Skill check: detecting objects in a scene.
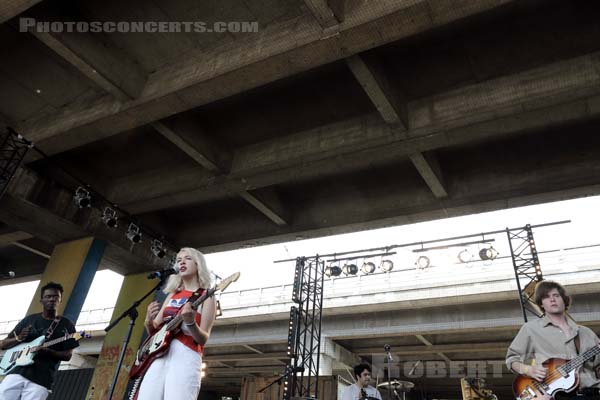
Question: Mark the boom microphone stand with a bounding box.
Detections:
[104,278,165,400]
[384,344,393,400]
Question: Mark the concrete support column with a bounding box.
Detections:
[26,237,106,323]
[85,272,159,400]
[320,336,360,372]
[319,354,333,376]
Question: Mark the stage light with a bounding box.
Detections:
[457,249,472,263]
[73,186,91,208]
[324,264,342,277]
[381,259,394,272]
[287,307,298,358]
[479,246,498,260]
[101,207,118,228]
[416,256,430,269]
[201,362,207,378]
[126,223,142,244]
[342,263,358,276]
[151,239,167,258]
[361,261,376,274]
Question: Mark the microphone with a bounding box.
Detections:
[147,265,179,280]
[384,344,393,362]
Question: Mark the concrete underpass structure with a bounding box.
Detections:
[2,0,600,398]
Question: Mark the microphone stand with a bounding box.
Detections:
[257,373,286,397]
[384,345,401,400]
[385,351,392,400]
[104,278,165,400]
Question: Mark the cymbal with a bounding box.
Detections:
[377,380,414,391]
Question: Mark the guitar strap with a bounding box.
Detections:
[574,334,580,355]
[45,317,61,339]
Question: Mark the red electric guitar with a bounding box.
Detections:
[129,272,240,381]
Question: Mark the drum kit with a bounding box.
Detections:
[376,379,415,400]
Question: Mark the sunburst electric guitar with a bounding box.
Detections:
[0,331,90,375]
[513,344,600,399]
[129,271,240,380]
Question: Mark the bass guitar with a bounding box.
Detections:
[513,344,600,399]
[129,271,240,380]
[0,331,90,375]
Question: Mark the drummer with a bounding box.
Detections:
[342,363,383,400]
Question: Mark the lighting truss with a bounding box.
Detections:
[284,256,324,400]
[506,224,543,321]
[0,128,32,199]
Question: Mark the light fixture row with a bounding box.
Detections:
[73,186,169,258]
[324,246,499,278]
[325,259,394,278]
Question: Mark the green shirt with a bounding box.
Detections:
[506,315,600,389]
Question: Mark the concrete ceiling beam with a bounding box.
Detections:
[0,0,42,23]
[408,152,447,198]
[346,54,407,127]
[30,30,146,101]
[21,6,147,102]
[150,120,289,226]
[11,241,51,259]
[17,0,515,154]
[150,121,228,173]
[415,334,452,363]
[346,53,447,197]
[303,0,344,28]
[110,53,600,213]
[238,189,289,227]
[0,230,34,244]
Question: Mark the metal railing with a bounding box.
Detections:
[2,243,600,338]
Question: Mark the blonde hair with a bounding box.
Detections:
[163,247,213,294]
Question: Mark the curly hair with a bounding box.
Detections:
[163,247,213,294]
[534,280,571,311]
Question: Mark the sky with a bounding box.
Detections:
[2,194,600,326]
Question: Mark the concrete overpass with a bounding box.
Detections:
[2,0,600,398]
[2,0,600,279]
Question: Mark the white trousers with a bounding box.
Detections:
[137,339,202,400]
[0,374,50,400]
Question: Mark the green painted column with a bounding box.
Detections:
[27,237,106,324]
[86,272,158,400]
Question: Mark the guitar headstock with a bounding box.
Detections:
[73,331,92,341]
[215,272,240,292]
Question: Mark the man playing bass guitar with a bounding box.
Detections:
[507,280,600,399]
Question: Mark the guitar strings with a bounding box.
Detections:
[529,345,600,390]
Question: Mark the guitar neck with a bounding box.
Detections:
[165,287,216,331]
[32,333,76,352]
[562,344,600,372]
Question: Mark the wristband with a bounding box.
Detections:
[13,332,22,342]
[184,320,196,326]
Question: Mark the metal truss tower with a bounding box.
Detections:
[506,224,543,322]
[0,128,31,199]
[283,256,324,400]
